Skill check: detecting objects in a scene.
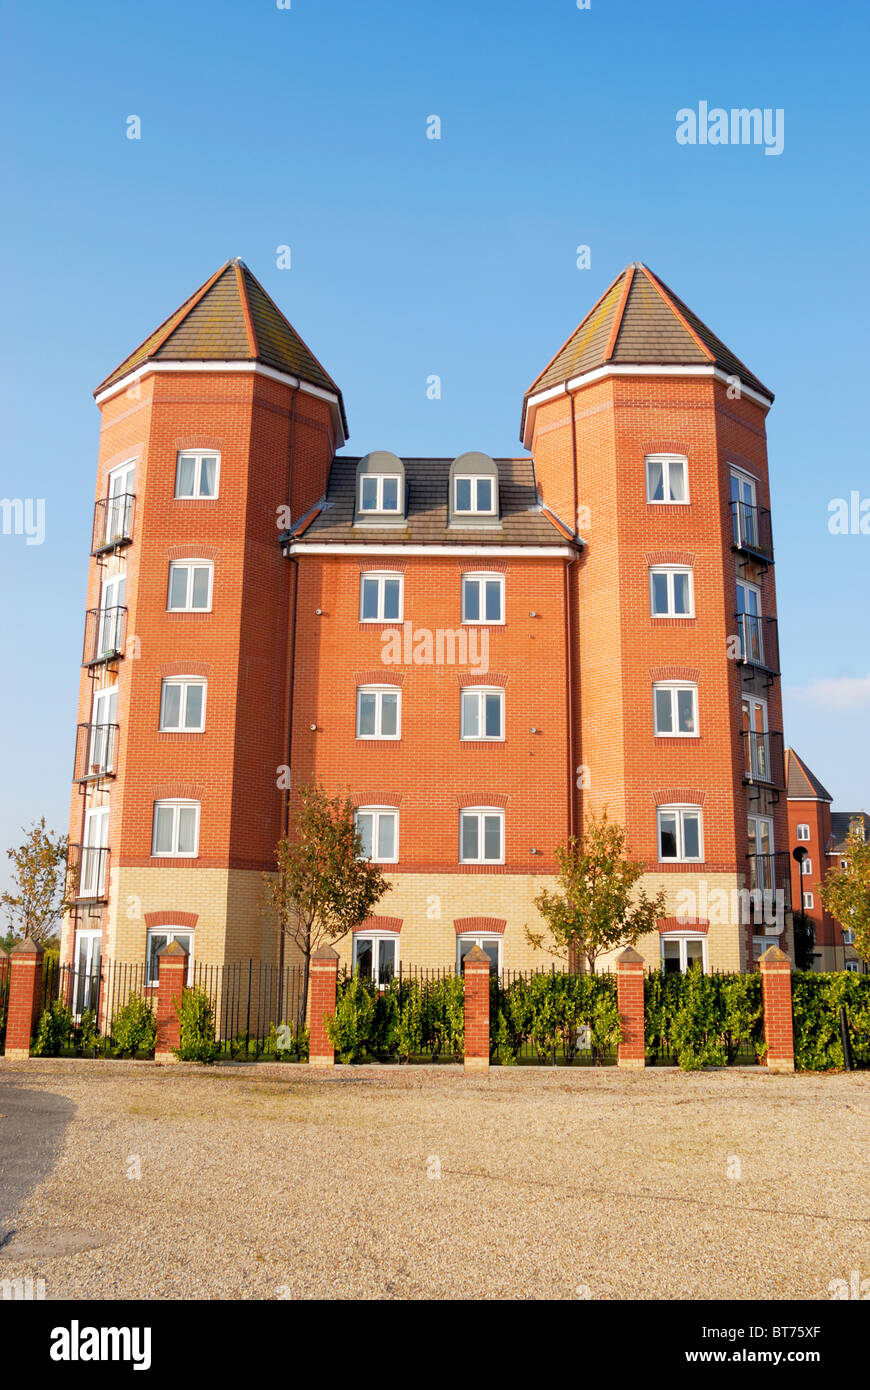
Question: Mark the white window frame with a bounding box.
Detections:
[845,960,859,972]
[796,823,810,841]
[359,571,404,623]
[145,928,194,987]
[456,933,503,973]
[358,474,402,514]
[460,687,505,742]
[657,805,704,863]
[802,891,814,910]
[88,685,118,774]
[352,931,399,987]
[81,806,110,898]
[105,459,136,544]
[652,682,698,737]
[97,573,127,657]
[736,579,763,662]
[843,927,855,945]
[731,467,758,547]
[454,475,497,516]
[175,450,220,500]
[355,686,401,740]
[801,857,813,876]
[461,572,505,625]
[354,807,399,864]
[649,566,694,618]
[160,677,207,732]
[645,454,689,505]
[660,934,707,973]
[151,800,200,858]
[167,560,213,613]
[459,807,505,865]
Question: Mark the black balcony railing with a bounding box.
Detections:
[735,612,780,674]
[83,606,127,666]
[92,493,135,555]
[741,728,785,788]
[73,722,119,781]
[746,850,792,916]
[731,500,774,563]
[66,843,111,903]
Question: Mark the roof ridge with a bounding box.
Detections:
[524,266,628,398]
[235,260,259,358]
[638,263,716,363]
[605,263,636,360]
[238,262,342,397]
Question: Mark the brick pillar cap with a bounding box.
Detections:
[759,946,790,964]
[10,936,44,957]
[0,945,8,959]
[463,944,490,964]
[157,939,189,958]
[311,946,339,961]
[616,947,644,964]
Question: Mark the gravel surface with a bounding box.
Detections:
[0,1059,868,1301]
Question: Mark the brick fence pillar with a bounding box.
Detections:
[463,945,490,1073]
[760,945,794,1073]
[616,947,646,1070]
[154,940,189,1064]
[4,938,45,1060]
[0,946,8,1001]
[309,947,339,1068]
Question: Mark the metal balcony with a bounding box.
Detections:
[731,500,774,564]
[66,843,111,904]
[92,494,135,555]
[741,728,785,788]
[745,851,792,926]
[74,722,119,782]
[83,606,127,667]
[734,612,780,676]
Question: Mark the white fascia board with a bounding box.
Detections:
[283,543,573,558]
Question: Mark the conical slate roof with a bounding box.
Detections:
[785,748,834,802]
[523,262,772,431]
[95,259,347,434]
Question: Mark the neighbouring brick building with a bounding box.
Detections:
[61,258,794,994]
[785,748,869,973]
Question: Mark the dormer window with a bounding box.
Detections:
[448,452,500,526]
[454,475,495,514]
[354,451,405,524]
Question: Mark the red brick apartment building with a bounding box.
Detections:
[61,259,793,989]
[786,748,869,973]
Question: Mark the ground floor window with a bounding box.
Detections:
[845,961,859,973]
[456,934,501,973]
[73,929,102,1017]
[660,935,706,974]
[353,933,397,987]
[145,929,194,987]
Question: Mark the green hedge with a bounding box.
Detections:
[644,970,764,1071]
[791,972,870,1071]
[490,972,620,1064]
[326,971,465,1064]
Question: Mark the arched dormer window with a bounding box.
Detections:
[449,452,499,525]
[354,451,405,523]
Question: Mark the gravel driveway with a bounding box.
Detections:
[0,1059,867,1300]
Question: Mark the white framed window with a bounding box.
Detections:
[454,476,496,515]
[461,688,504,741]
[459,807,505,864]
[653,683,698,737]
[657,806,703,862]
[175,451,219,499]
[356,686,401,740]
[72,929,102,1017]
[167,560,213,612]
[646,454,688,504]
[160,677,207,732]
[152,800,200,858]
[145,929,194,987]
[731,468,758,546]
[742,695,770,782]
[355,807,398,863]
[801,857,813,876]
[649,566,693,617]
[845,960,859,973]
[796,823,810,841]
[736,580,763,662]
[81,806,110,898]
[359,474,401,513]
[843,927,855,945]
[359,572,403,622]
[462,573,504,624]
[802,891,814,910]
[352,932,398,987]
[88,685,118,775]
[97,573,127,657]
[840,859,848,870]
[661,935,706,973]
[456,934,502,974]
[105,460,136,544]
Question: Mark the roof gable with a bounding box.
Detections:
[786,748,834,802]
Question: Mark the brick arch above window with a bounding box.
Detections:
[103,445,143,473]
[353,915,403,934]
[454,916,506,936]
[641,441,689,457]
[653,788,707,806]
[456,792,510,809]
[160,662,211,678]
[457,672,508,688]
[645,550,695,567]
[658,917,709,935]
[352,792,402,808]
[149,785,204,802]
[354,670,405,687]
[144,911,198,931]
[357,560,408,573]
[456,560,508,573]
[166,545,219,561]
[649,666,700,684]
[174,438,223,452]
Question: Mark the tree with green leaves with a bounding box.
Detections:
[528,810,666,973]
[262,783,390,1023]
[820,827,870,965]
[1,819,73,944]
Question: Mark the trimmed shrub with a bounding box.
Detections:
[173,985,219,1063]
[490,972,620,1065]
[32,998,74,1056]
[111,993,157,1058]
[644,970,763,1071]
[792,971,870,1071]
[326,970,376,1063]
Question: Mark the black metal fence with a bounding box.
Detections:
[191,960,307,1058]
[37,957,150,1054]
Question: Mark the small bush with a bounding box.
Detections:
[326,971,376,1063]
[264,1021,310,1062]
[74,1008,99,1057]
[173,985,219,1063]
[644,970,763,1070]
[32,998,74,1056]
[111,993,156,1058]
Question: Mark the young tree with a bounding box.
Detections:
[1,819,73,944]
[263,783,390,1023]
[528,810,666,973]
[820,827,870,965]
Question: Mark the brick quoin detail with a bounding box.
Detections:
[760,946,795,1073]
[4,940,45,1060]
[616,947,645,1070]
[154,941,188,1063]
[463,945,490,1073]
[308,948,339,1068]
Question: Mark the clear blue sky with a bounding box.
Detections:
[1,0,868,888]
